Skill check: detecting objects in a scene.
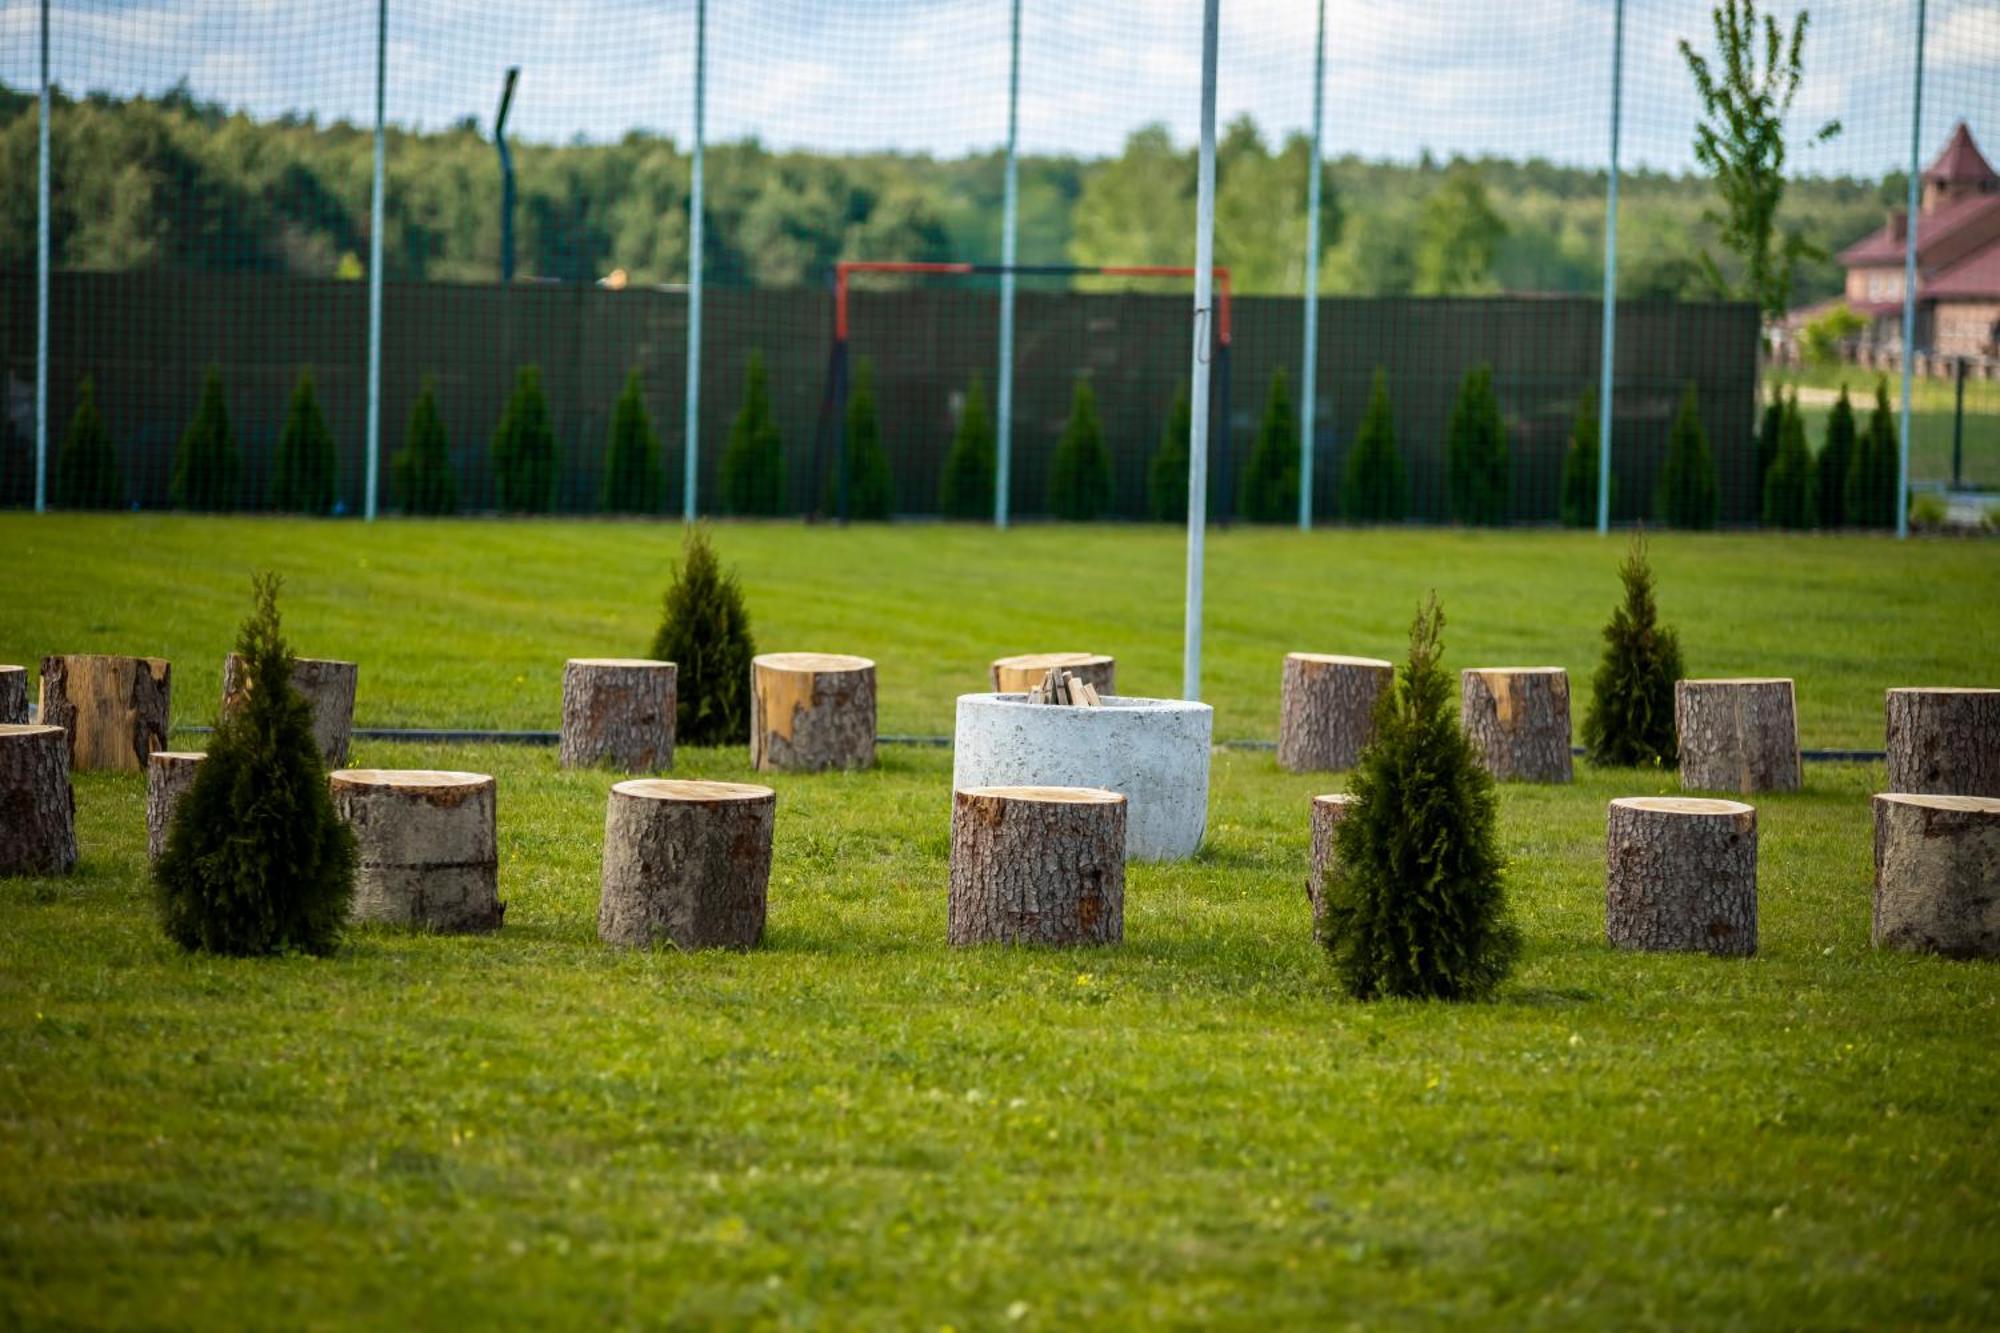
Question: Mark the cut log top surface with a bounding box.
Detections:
[330,768,492,791]
[960,784,1124,804]
[994,652,1111,671]
[1684,676,1792,686]
[1887,686,1998,696]
[1313,792,1358,809]
[613,778,774,803]
[1875,792,2000,814]
[150,750,206,762]
[1467,666,1567,676]
[1611,795,1755,817]
[567,657,673,669]
[1288,653,1393,668]
[0,723,63,740]
[756,652,874,673]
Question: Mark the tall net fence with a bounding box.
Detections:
[1,0,1995,522]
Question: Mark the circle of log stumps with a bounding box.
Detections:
[223,652,358,768]
[597,779,775,950]
[1885,687,2000,797]
[1676,678,1800,794]
[0,665,27,724]
[561,658,677,773]
[1279,654,1393,772]
[330,769,502,933]
[1306,792,1356,937]
[0,724,78,876]
[751,652,876,773]
[1605,796,1757,957]
[38,653,171,772]
[949,785,1126,947]
[1872,793,2000,959]
[991,652,1116,696]
[145,751,206,862]
[1460,667,1573,783]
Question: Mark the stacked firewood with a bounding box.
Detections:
[1024,666,1103,706]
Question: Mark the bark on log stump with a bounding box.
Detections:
[1605,796,1758,956]
[948,785,1126,947]
[0,725,77,876]
[0,666,27,724]
[222,652,358,768]
[561,658,677,773]
[1675,678,1801,794]
[991,652,1116,696]
[1279,654,1393,772]
[330,769,502,933]
[1460,667,1573,783]
[750,652,876,772]
[145,751,205,862]
[38,654,171,772]
[1872,793,2000,958]
[1885,688,2000,797]
[1306,792,1356,937]
[597,779,775,950]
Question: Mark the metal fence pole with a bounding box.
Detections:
[1896,0,1926,541]
[364,0,385,520]
[683,0,706,522]
[1183,0,1219,702]
[1297,0,1324,532]
[34,0,49,514]
[995,0,1021,530]
[1595,0,1623,536]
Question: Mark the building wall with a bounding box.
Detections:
[1936,300,2000,358]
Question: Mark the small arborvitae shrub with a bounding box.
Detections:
[493,365,559,513]
[939,374,996,519]
[720,350,787,516]
[1815,385,1856,529]
[1558,387,1600,528]
[1239,368,1298,523]
[156,572,356,956]
[271,367,339,515]
[1845,377,1897,529]
[602,368,663,514]
[1760,391,1816,529]
[1582,534,1685,768]
[1445,363,1509,525]
[395,376,458,515]
[171,364,242,511]
[650,525,756,745]
[1655,381,1717,530]
[1320,594,1520,1001]
[1148,384,1191,522]
[825,357,894,520]
[1047,376,1113,521]
[1755,388,1784,495]
[55,375,122,509]
[1343,368,1408,521]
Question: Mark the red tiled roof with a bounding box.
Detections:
[1839,193,2000,266]
[1928,122,1997,187]
[1929,245,2000,299]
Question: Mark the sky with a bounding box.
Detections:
[1,0,1995,177]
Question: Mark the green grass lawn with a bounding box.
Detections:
[1765,365,2000,491]
[3,519,1999,1326]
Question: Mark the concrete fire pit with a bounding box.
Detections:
[951,692,1213,861]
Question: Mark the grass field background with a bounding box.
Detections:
[1765,364,1999,492]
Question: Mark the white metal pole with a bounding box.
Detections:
[1595,0,1623,535]
[995,0,1021,529]
[364,0,385,520]
[1896,0,1925,540]
[1184,0,1219,701]
[34,0,49,514]
[1297,0,1323,532]
[683,0,706,522]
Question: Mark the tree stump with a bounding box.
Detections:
[1460,667,1573,783]
[561,658,677,772]
[38,654,171,772]
[598,779,775,950]
[330,769,502,933]
[1605,796,1757,956]
[991,652,1116,696]
[0,725,77,876]
[223,652,358,768]
[145,751,206,862]
[948,785,1126,947]
[1306,792,1356,937]
[1676,678,1800,793]
[0,666,27,724]
[1885,687,2000,797]
[1872,793,2000,958]
[750,652,876,772]
[1279,654,1393,772]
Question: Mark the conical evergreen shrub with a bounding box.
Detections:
[601,368,663,514]
[1581,535,1684,768]
[939,374,996,519]
[1558,387,1600,528]
[1761,391,1816,529]
[395,376,458,515]
[1655,381,1717,530]
[493,365,558,513]
[271,367,339,515]
[171,364,242,511]
[650,525,757,745]
[1320,595,1519,1001]
[1240,368,1298,523]
[1342,368,1408,522]
[1754,388,1784,497]
[1445,364,1509,525]
[720,350,787,516]
[824,357,894,520]
[55,375,122,510]
[1047,377,1112,521]
[155,572,356,956]
[1845,377,1897,528]
[1814,385,1856,528]
[1148,384,1191,522]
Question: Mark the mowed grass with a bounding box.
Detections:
[1766,365,2000,491]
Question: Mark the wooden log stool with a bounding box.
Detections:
[1460,667,1573,783]
[330,769,502,933]
[1885,688,2000,797]
[948,785,1126,947]
[561,658,677,772]
[38,654,171,772]
[145,751,206,861]
[597,779,775,950]
[223,652,359,768]
[0,665,27,724]
[1872,793,2000,958]
[1675,678,1800,793]
[1306,792,1356,937]
[991,652,1116,696]
[1279,654,1393,772]
[0,724,78,876]
[750,652,876,772]
[1605,796,1757,956]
